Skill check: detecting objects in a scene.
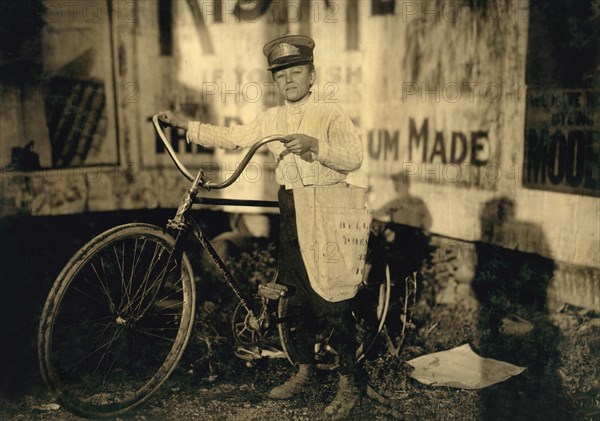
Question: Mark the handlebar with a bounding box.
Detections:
[152,114,285,190]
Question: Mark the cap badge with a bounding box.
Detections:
[270,43,300,61]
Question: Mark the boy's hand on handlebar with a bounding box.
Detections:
[158,110,189,131]
[282,134,318,155]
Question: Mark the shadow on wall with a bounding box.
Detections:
[372,174,433,339]
[472,197,575,420]
[373,173,433,279]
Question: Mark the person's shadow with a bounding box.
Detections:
[371,174,433,351]
[472,197,574,420]
[373,173,432,276]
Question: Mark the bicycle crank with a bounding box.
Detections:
[231,300,269,346]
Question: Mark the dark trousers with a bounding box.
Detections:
[278,187,358,375]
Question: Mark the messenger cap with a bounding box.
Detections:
[263,35,315,72]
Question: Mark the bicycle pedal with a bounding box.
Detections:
[259,347,286,359]
[234,346,262,361]
[258,283,288,300]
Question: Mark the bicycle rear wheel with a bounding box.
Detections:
[38,223,195,418]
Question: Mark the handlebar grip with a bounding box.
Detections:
[152,115,195,182]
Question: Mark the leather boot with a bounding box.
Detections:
[268,363,315,399]
[324,373,365,420]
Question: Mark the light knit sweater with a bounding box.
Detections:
[186,93,362,188]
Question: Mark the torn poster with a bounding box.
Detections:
[407,343,526,389]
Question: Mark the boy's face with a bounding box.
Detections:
[272,64,315,102]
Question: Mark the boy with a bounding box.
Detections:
[159,35,364,419]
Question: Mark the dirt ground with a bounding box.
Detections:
[2,297,599,421]
[1,216,598,421]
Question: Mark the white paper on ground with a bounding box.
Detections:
[407,343,526,389]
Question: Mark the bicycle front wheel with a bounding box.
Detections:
[38,223,195,418]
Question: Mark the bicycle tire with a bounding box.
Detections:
[38,223,195,418]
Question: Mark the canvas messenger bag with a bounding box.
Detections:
[293,183,373,302]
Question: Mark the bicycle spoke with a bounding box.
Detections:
[99,335,128,388]
[123,238,145,310]
[132,330,173,368]
[152,286,185,312]
[82,328,126,391]
[113,243,125,288]
[114,242,127,309]
[61,326,120,378]
[149,315,183,320]
[154,302,184,311]
[134,328,177,343]
[72,284,109,308]
[55,314,113,331]
[126,242,166,314]
[132,258,177,316]
[157,280,185,301]
[91,259,117,312]
[137,327,180,333]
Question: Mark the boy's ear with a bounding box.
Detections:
[309,69,316,85]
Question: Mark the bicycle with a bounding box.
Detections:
[37,115,416,418]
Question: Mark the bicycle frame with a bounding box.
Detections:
[151,115,284,322]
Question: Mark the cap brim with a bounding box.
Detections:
[268,58,312,72]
